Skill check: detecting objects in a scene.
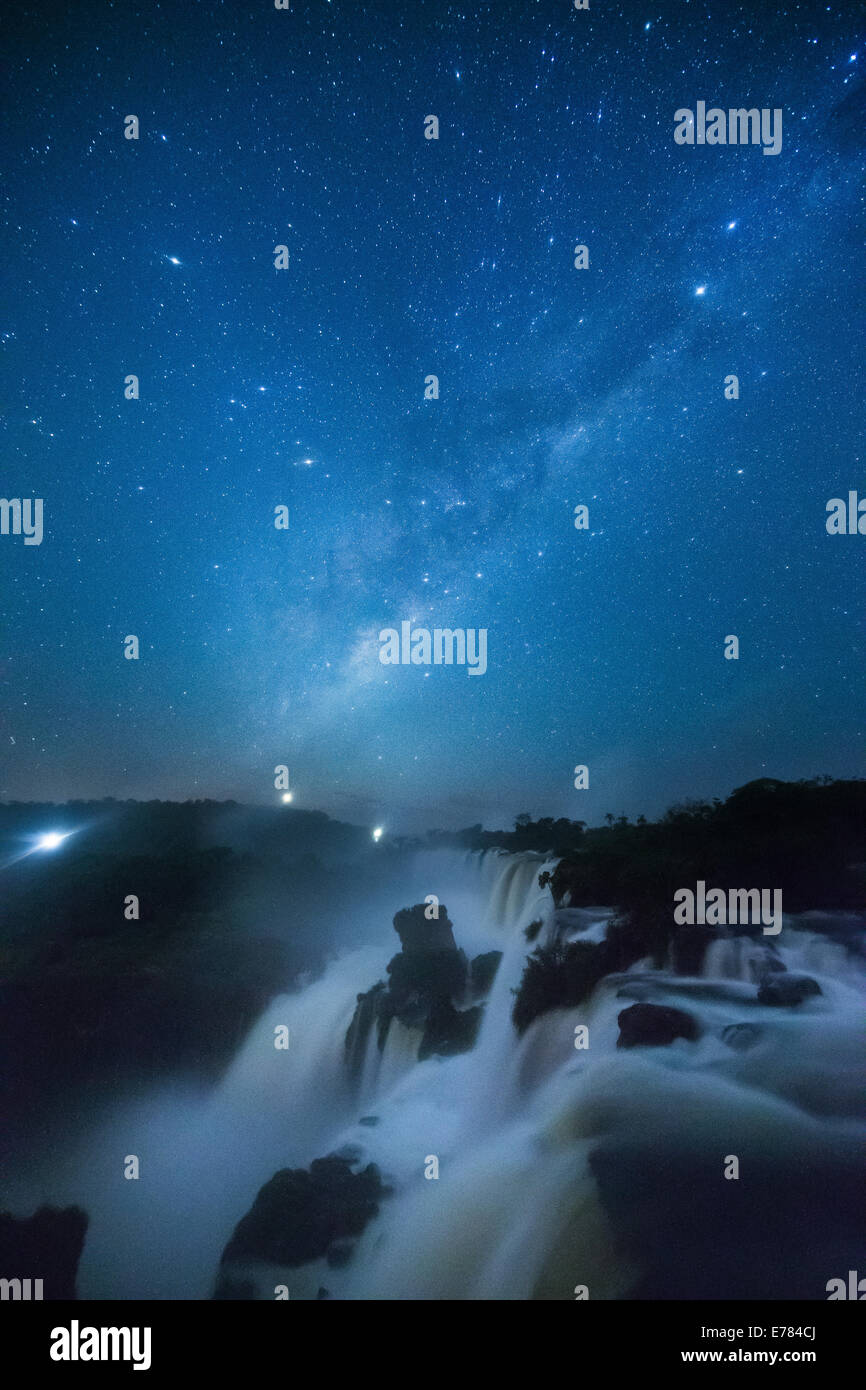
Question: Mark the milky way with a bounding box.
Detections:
[2,1,863,830]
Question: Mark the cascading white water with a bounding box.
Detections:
[235,849,864,1301]
[16,847,865,1300]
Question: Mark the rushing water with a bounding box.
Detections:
[6,848,865,1299]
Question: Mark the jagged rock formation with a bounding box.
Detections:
[345,904,496,1074]
[213,1155,386,1298]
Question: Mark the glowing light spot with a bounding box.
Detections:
[372,827,383,842]
[37,832,68,851]
[281,792,293,804]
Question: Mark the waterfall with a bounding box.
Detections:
[24,847,865,1300]
[278,856,865,1300]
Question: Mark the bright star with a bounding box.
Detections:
[167,256,181,266]
[727,221,737,230]
[695,285,707,296]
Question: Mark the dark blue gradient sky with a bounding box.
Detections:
[2,1,863,831]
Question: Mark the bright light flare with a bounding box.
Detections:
[372,827,383,842]
[281,792,294,804]
[36,832,69,851]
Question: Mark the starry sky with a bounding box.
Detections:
[1,0,863,833]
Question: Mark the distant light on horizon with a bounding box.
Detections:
[372,826,383,841]
[36,832,69,851]
[281,792,294,804]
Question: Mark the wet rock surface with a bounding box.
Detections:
[616,1002,700,1048]
[757,974,822,1006]
[345,903,484,1070]
[214,1154,386,1296]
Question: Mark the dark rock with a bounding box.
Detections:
[0,1204,88,1300]
[670,925,716,975]
[524,919,543,942]
[606,907,673,971]
[386,946,468,1025]
[418,998,483,1060]
[542,861,584,909]
[219,1155,385,1271]
[469,950,503,998]
[331,1143,364,1165]
[757,975,822,1006]
[345,902,478,1065]
[513,940,610,1034]
[616,1002,700,1049]
[393,903,457,954]
[722,1023,763,1051]
[344,981,388,1080]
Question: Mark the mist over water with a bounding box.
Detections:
[4,848,864,1300]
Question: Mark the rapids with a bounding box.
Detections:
[5,848,864,1299]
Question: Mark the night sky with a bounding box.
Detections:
[2,1,863,832]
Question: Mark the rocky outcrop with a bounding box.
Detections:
[344,981,389,1079]
[513,902,723,1034]
[469,950,502,998]
[213,1154,385,1297]
[539,862,582,909]
[616,1002,700,1048]
[757,974,822,1006]
[385,939,468,1027]
[669,925,716,975]
[418,998,483,1060]
[0,1204,88,1300]
[513,940,609,1034]
[345,903,484,1070]
[393,904,457,954]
